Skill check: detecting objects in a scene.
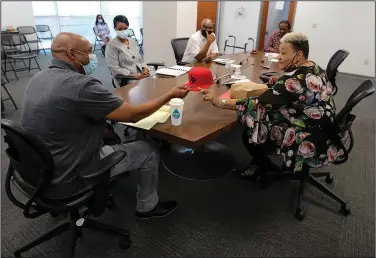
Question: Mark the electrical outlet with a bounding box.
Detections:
[364,60,369,65]
[312,23,318,28]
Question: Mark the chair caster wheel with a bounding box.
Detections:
[294,209,305,221]
[106,195,116,209]
[119,237,131,250]
[14,252,21,257]
[325,175,334,184]
[340,204,350,216]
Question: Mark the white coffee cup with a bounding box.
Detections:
[169,98,184,126]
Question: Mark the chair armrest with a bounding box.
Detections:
[80,150,126,180]
[146,62,165,70]
[114,74,137,80]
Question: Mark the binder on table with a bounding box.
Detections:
[156,65,192,77]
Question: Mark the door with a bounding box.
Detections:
[196,1,217,32]
[258,1,296,51]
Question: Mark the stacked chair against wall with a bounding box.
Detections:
[1,33,41,80]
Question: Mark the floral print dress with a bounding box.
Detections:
[236,63,341,172]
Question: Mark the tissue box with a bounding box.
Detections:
[230,82,268,99]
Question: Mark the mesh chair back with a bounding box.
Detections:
[326,50,349,82]
[17,26,37,35]
[336,80,375,128]
[171,37,189,64]
[36,25,51,33]
[2,119,55,218]
[333,80,375,164]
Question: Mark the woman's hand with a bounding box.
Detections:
[143,67,150,77]
[134,74,146,80]
[199,88,220,106]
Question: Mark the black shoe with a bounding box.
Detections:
[136,201,178,219]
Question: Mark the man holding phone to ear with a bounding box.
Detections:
[182,18,219,63]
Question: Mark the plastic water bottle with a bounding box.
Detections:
[234,67,242,79]
[225,59,231,70]
[150,67,156,78]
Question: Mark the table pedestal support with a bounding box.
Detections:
[162,142,236,181]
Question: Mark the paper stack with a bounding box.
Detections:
[119,105,171,130]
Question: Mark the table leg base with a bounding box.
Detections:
[162,142,236,181]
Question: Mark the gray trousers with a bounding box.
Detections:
[100,141,159,212]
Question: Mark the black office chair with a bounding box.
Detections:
[1,119,131,257]
[171,37,190,65]
[246,80,375,221]
[326,50,350,95]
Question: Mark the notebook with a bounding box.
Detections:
[119,105,171,130]
[156,65,192,77]
[213,58,235,65]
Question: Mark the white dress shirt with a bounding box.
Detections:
[182,30,219,63]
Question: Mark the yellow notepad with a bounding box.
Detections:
[119,105,170,130]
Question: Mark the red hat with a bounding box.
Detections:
[184,67,214,91]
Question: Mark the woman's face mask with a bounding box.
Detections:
[116,29,131,39]
[98,19,103,24]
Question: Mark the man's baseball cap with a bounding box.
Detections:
[184,67,214,91]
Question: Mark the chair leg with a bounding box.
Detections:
[14,220,71,257]
[308,175,349,212]
[7,59,18,80]
[83,218,129,237]
[2,84,18,109]
[93,40,97,53]
[34,57,41,71]
[311,172,331,178]
[1,66,9,82]
[28,58,31,72]
[69,223,79,257]
[294,179,307,221]
[83,218,131,250]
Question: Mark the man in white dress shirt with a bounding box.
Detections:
[182,18,219,63]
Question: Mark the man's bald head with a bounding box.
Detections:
[51,32,92,74]
[51,32,91,58]
[201,18,213,28]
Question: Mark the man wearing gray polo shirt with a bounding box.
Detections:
[20,32,188,219]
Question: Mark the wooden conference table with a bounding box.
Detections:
[116,52,280,180]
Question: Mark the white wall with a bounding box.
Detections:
[1,1,38,49]
[143,1,178,65]
[218,1,261,54]
[293,1,375,77]
[143,1,198,66]
[1,1,35,30]
[176,1,198,38]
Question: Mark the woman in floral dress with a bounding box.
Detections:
[199,32,341,176]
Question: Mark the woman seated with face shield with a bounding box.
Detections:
[200,32,341,177]
[105,15,149,85]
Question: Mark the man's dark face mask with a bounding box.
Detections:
[201,29,213,38]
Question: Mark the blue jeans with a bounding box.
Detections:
[100,141,159,212]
